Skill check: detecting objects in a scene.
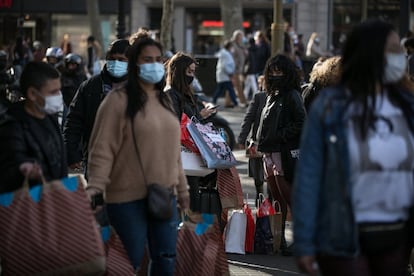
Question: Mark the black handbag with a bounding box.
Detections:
[131,119,174,220]
[198,186,221,215]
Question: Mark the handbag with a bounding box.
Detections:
[245,139,263,158]
[281,146,300,183]
[254,194,276,255]
[181,146,214,177]
[187,117,237,169]
[131,118,174,220]
[198,185,222,215]
[0,175,106,275]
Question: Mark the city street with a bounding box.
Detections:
[217,102,304,276]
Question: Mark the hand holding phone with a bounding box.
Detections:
[208,104,220,110]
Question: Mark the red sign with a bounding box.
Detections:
[0,0,12,8]
[202,20,251,28]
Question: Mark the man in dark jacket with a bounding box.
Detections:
[63,39,129,174]
[0,62,67,193]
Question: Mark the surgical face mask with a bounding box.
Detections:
[138,62,165,84]
[106,60,128,78]
[268,75,285,91]
[185,75,194,85]
[36,91,63,115]
[383,53,407,84]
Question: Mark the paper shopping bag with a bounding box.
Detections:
[224,210,247,254]
[0,176,106,275]
[187,117,237,169]
[175,213,229,276]
[181,146,214,177]
[269,201,283,254]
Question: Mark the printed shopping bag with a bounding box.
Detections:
[254,194,276,255]
[181,113,200,153]
[216,167,244,209]
[187,117,237,169]
[224,210,247,254]
[175,213,229,276]
[181,146,214,177]
[0,176,106,275]
[243,203,255,253]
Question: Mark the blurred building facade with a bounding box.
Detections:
[0,0,410,56]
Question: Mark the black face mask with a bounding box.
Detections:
[185,75,194,85]
[268,75,285,91]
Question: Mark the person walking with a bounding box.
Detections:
[212,40,239,107]
[230,30,248,107]
[0,61,67,193]
[293,19,414,276]
[61,53,87,107]
[63,39,129,174]
[256,54,306,256]
[237,90,267,204]
[86,31,189,274]
[243,37,259,102]
[165,51,216,211]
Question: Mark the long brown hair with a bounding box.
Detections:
[165,51,197,105]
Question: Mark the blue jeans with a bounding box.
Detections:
[212,81,238,106]
[107,198,178,275]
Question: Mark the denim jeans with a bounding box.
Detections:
[107,197,178,275]
[212,81,238,106]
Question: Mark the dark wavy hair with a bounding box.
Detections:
[340,19,396,139]
[166,51,197,105]
[263,54,301,95]
[125,31,171,119]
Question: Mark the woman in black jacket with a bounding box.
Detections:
[257,54,306,255]
[165,52,216,212]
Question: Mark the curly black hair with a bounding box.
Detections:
[263,54,301,95]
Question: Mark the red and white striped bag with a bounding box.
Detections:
[0,176,106,275]
[175,213,229,276]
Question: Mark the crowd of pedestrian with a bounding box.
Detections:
[1,18,414,276]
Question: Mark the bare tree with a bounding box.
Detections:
[160,0,174,52]
[219,0,243,40]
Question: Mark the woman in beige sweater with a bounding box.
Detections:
[86,31,189,275]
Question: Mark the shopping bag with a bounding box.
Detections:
[254,194,275,255]
[175,213,229,276]
[216,167,244,209]
[181,146,214,176]
[243,203,255,253]
[224,210,247,254]
[187,117,237,169]
[269,201,283,254]
[95,207,135,275]
[181,113,200,153]
[199,186,222,215]
[0,176,106,275]
[254,216,274,255]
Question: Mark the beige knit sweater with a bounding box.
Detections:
[87,87,189,203]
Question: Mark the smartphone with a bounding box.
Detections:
[208,104,220,110]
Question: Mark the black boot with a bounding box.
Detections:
[254,179,264,207]
[280,223,293,256]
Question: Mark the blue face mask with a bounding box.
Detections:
[106,60,128,78]
[138,62,165,84]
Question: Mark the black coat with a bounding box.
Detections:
[238,92,266,145]
[257,90,306,153]
[0,102,68,192]
[167,87,204,122]
[63,67,125,165]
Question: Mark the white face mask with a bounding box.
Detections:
[383,53,407,84]
[36,91,63,115]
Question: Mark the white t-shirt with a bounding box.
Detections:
[347,92,414,223]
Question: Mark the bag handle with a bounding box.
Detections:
[256,193,265,208]
[130,117,148,187]
[273,200,282,213]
